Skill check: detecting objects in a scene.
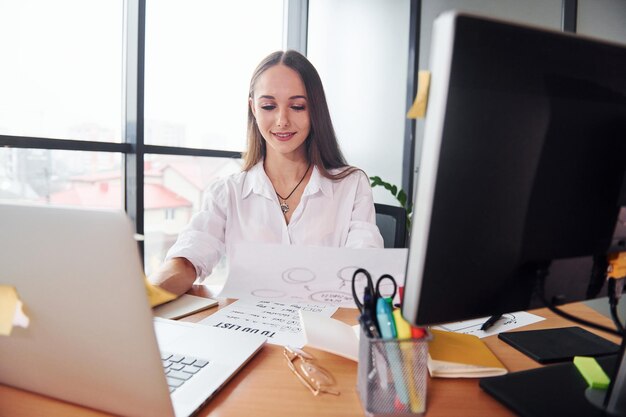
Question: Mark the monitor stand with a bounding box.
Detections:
[479,340,626,417]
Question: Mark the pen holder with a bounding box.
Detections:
[356,328,430,417]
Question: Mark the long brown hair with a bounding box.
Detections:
[243,50,357,179]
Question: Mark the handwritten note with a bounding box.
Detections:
[198,298,338,347]
[432,311,545,339]
[219,243,408,308]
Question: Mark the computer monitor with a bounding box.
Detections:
[402,11,626,416]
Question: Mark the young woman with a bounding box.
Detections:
[150,50,383,295]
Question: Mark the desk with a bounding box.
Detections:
[0,288,621,417]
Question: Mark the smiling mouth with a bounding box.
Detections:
[272,131,296,141]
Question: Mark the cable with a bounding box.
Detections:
[607,252,626,334]
[608,277,625,334]
[536,266,624,337]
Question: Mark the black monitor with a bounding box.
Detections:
[402,11,626,416]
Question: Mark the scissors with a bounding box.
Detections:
[351,268,398,337]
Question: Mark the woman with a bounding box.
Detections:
[150,50,383,296]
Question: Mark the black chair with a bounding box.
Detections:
[374,203,407,248]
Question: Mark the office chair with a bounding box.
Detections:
[374,203,407,248]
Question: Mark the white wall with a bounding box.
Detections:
[306,0,626,207]
[414,0,563,199]
[307,0,411,207]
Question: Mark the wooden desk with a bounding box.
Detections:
[0,288,621,417]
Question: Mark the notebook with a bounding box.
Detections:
[0,204,266,417]
[427,329,508,378]
[497,326,619,364]
[154,294,219,320]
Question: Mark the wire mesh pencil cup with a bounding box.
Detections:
[357,328,430,417]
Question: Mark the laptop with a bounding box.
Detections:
[0,204,266,417]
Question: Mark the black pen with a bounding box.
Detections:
[480,314,502,331]
[359,314,381,339]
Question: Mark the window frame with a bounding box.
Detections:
[0,0,430,265]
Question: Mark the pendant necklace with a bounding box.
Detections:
[275,163,311,215]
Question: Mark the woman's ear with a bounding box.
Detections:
[249,97,256,119]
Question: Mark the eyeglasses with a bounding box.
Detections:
[283,346,340,396]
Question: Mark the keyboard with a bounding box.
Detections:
[161,352,209,393]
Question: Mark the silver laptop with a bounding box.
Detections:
[0,204,266,417]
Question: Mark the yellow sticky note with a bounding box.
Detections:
[406,70,431,119]
[144,277,177,308]
[0,285,29,336]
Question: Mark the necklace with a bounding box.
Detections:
[275,163,311,215]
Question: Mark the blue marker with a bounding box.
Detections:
[376,298,409,405]
[376,298,397,339]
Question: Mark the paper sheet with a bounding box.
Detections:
[432,311,545,339]
[0,285,30,336]
[299,310,360,361]
[198,298,338,347]
[219,244,408,308]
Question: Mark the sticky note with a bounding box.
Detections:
[406,70,431,119]
[0,285,30,336]
[573,356,611,389]
[144,278,177,308]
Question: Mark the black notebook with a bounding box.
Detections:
[479,354,619,417]
[498,326,619,364]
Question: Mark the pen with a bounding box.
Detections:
[392,309,424,413]
[362,289,379,331]
[359,313,381,339]
[480,314,502,331]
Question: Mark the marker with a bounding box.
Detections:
[393,309,425,413]
[390,299,426,339]
[376,299,408,405]
[411,326,426,339]
[392,308,411,339]
[376,298,397,339]
[480,314,502,331]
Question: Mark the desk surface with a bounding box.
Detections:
[0,287,621,417]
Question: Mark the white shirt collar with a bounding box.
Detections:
[242,162,273,200]
[242,161,334,200]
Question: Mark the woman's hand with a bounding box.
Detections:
[148,257,197,297]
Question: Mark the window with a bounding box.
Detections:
[143,154,242,275]
[0,1,416,276]
[0,0,285,274]
[145,0,283,151]
[0,148,123,208]
[142,0,283,273]
[0,0,124,141]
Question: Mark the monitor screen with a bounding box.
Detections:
[401,11,626,416]
[402,11,626,327]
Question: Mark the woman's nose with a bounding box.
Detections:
[276,109,290,128]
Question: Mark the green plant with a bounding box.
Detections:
[369,176,412,228]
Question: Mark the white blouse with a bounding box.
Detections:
[165,161,384,279]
